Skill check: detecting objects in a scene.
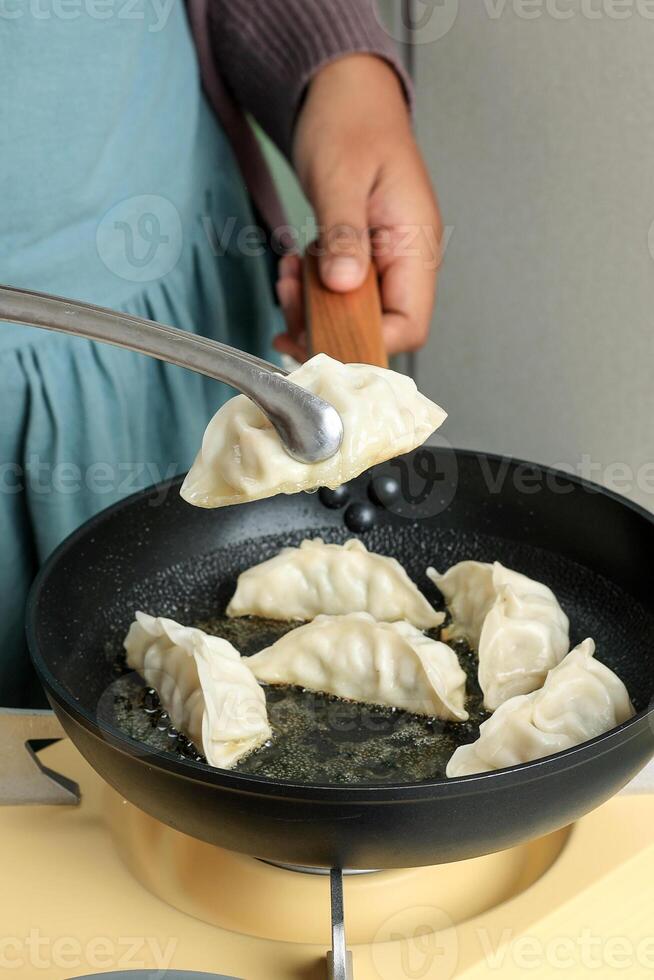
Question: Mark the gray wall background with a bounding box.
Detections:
[264,0,654,511]
[414,1,654,512]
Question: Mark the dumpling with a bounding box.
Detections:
[247,613,468,721]
[446,639,634,777]
[180,353,447,508]
[427,561,569,710]
[124,612,271,769]
[227,537,445,629]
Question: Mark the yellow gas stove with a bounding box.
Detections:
[1,740,654,980]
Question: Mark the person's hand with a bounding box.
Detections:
[274,54,442,363]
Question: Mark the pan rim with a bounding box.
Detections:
[26,447,654,800]
[41,682,653,802]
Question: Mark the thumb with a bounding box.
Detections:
[313,197,370,292]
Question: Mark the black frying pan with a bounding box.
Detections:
[26,448,654,870]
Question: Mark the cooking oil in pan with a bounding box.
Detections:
[110,616,489,785]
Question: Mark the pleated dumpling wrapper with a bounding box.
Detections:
[247,613,468,721]
[180,353,447,508]
[428,561,569,711]
[124,612,271,769]
[446,639,634,777]
[227,538,445,629]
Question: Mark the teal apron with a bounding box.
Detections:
[0,1,280,704]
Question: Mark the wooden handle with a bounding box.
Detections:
[304,250,387,367]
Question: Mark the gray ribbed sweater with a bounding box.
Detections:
[187,0,410,232]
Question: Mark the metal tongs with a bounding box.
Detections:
[0,279,381,980]
[0,284,344,465]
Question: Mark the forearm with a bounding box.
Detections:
[207,0,412,157]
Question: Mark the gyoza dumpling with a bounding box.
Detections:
[227,538,445,629]
[247,613,468,721]
[180,353,447,508]
[446,639,634,777]
[124,612,271,769]
[427,561,569,710]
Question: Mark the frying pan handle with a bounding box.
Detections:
[304,247,388,367]
[0,708,80,806]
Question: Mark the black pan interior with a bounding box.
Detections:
[40,453,654,787]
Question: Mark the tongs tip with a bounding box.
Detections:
[272,388,344,465]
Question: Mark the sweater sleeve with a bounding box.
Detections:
[207,0,412,159]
